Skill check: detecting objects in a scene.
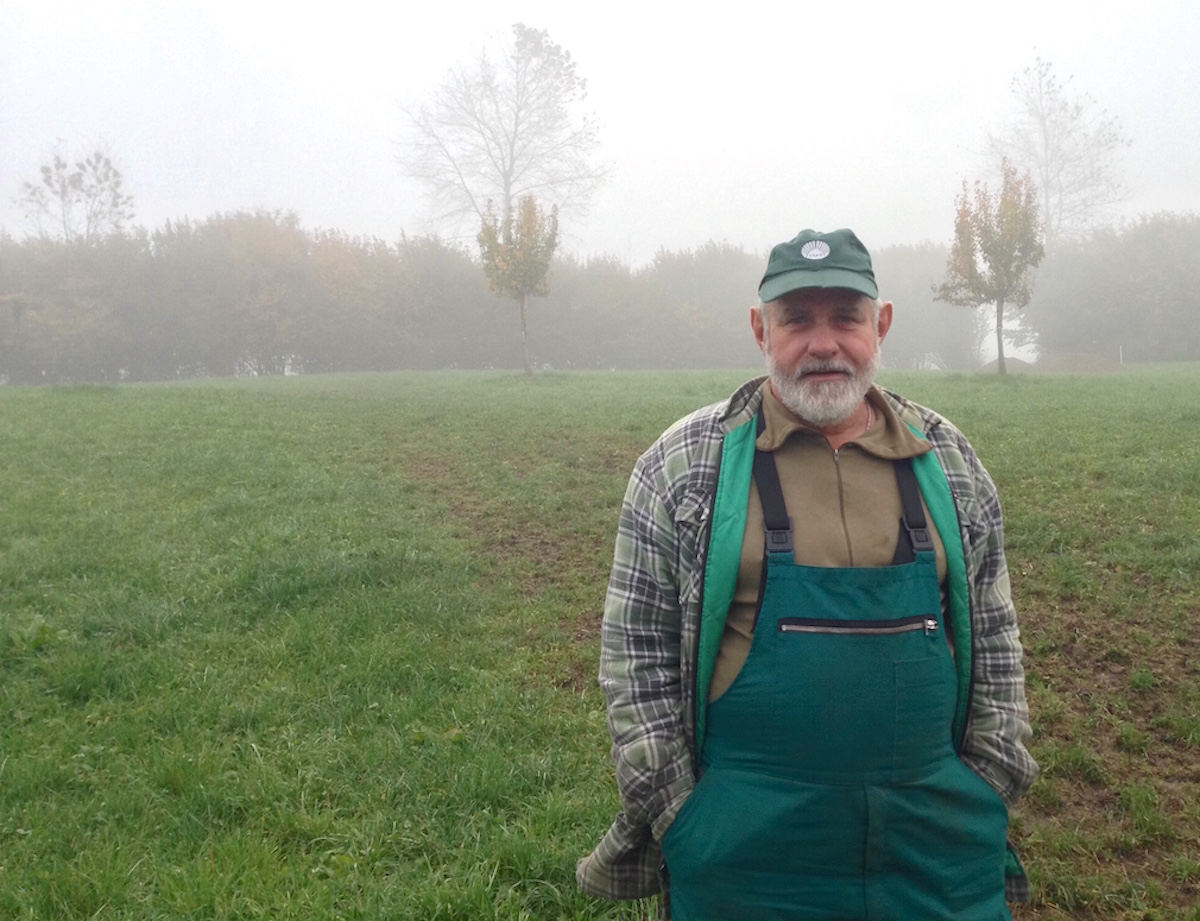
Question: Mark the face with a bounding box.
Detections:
[751,288,893,428]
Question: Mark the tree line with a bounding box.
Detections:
[2,206,1195,386]
[0,209,939,385]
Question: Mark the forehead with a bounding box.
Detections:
[770,288,874,316]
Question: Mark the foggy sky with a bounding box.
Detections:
[2,0,1198,267]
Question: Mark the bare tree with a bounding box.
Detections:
[990,56,1128,251]
[402,23,605,237]
[936,160,1045,375]
[17,147,135,243]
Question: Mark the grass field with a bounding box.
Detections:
[1,367,1197,919]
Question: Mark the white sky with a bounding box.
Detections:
[2,0,1198,266]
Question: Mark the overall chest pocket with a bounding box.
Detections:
[766,615,952,781]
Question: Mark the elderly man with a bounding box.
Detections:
[577,229,1037,920]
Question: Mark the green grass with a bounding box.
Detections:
[1,366,1198,919]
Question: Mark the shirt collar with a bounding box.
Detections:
[755,382,932,460]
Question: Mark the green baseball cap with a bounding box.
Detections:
[758,228,878,302]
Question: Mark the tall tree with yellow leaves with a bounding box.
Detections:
[936,160,1044,375]
[478,195,558,374]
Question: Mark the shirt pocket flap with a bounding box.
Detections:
[673,489,711,605]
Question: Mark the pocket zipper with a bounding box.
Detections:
[778,616,939,636]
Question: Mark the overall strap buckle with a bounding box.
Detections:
[764,524,794,555]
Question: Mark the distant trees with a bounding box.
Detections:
[1026,211,1200,364]
[871,243,977,370]
[5,202,1198,386]
[478,195,559,374]
[0,212,503,384]
[17,148,135,244]
[637,241,763,367]
[0,230,149,382]
[936,160,1045,375]
[0,215,769,383]
[990,56,1127,251]
[530,241,765,371]
[402,23,605,235]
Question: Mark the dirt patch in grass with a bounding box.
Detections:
[385,430,656,700]
[389,433,641,636]
[1020,588,1200,917]
[402,427,644,574]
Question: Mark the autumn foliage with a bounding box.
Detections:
[478,196,559,373]
[937,160,1045,374]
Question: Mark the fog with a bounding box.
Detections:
[3,1,1198,267]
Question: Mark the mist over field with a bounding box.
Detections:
[4,1,1198,259]
[2,1,1198,379]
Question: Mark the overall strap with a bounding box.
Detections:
[752,410,933,563]
[752,410,793,555]
[894,458,935,554]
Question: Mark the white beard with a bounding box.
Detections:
[766,348,879,427]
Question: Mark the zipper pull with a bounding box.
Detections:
[925,618,939,634]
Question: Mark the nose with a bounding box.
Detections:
[807,321,838,357]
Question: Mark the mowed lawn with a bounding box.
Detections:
[1,367,1197,920]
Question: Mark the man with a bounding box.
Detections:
[577,229,1037,920]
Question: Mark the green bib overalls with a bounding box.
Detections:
[660,435,1011,921]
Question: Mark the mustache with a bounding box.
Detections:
[791,360,857,381]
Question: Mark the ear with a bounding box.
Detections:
[876,300,894,345]
[751,303,768,354]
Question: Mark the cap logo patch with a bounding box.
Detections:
[801,241,831,260]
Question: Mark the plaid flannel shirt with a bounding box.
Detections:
[577,378,1038,902]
